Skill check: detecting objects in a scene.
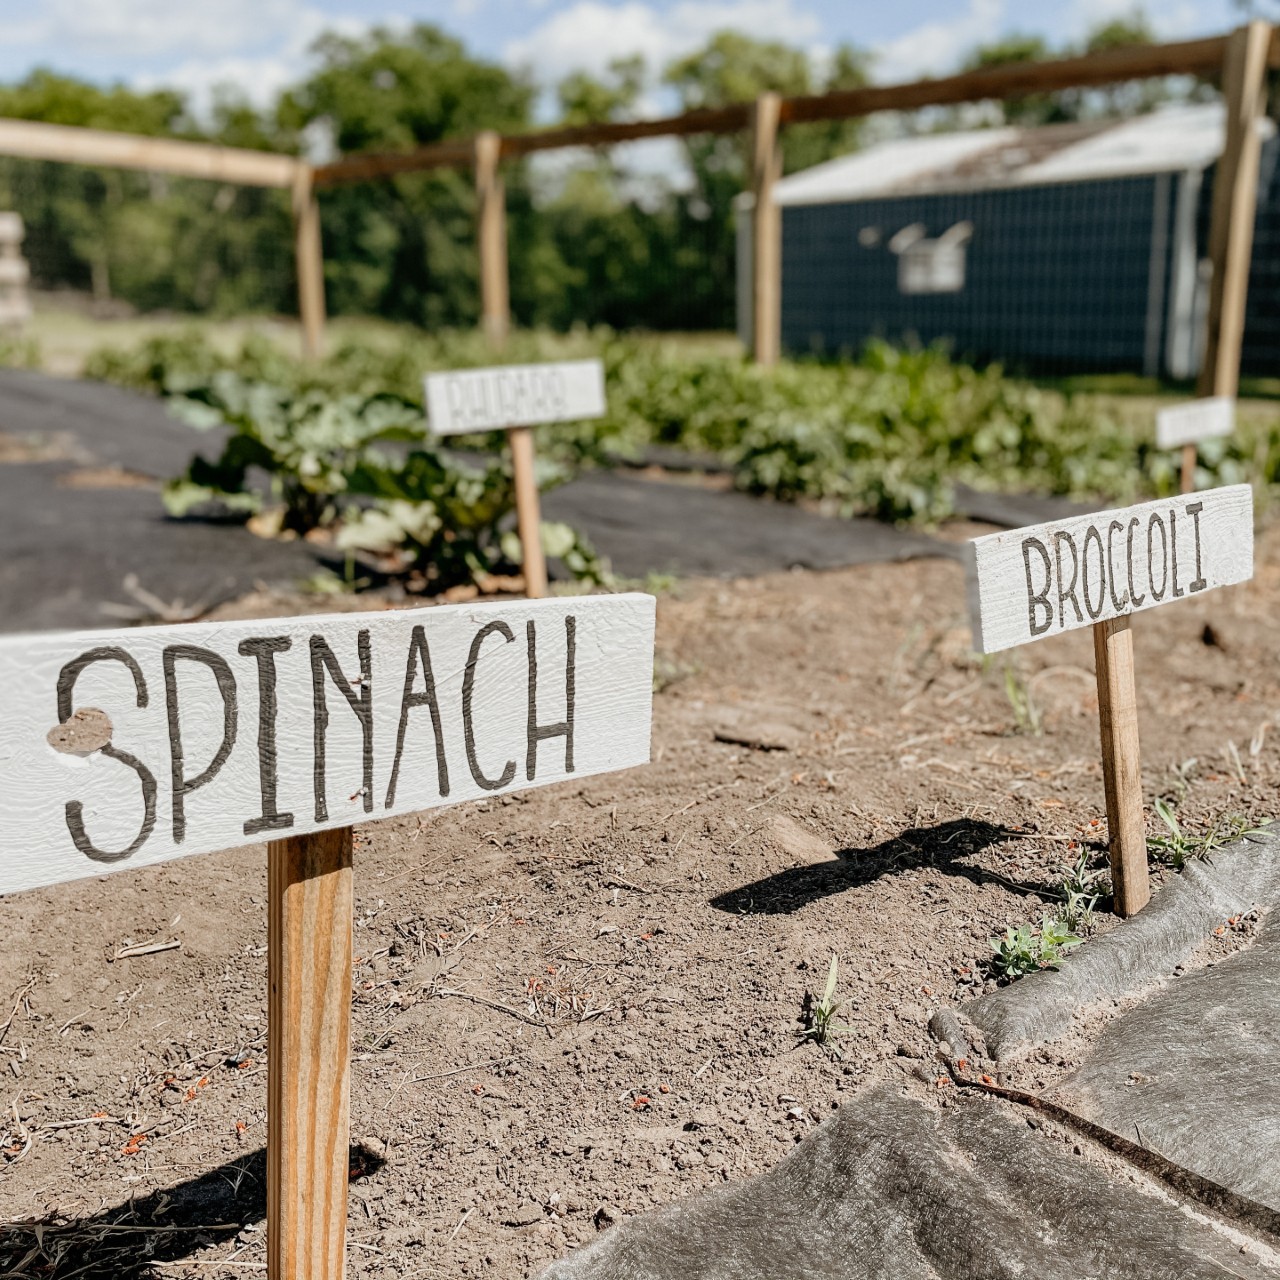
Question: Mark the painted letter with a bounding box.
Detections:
[239,636,294,836]
[310,631,374,823]
[1106,521,1129,611]
[526,616,576,781]
[462,621,517,791]
[1021,537,1053,636]
[1054,531,1083,626]
[56,648,158,863]
[163,645,238,844]
[385,625,450,808]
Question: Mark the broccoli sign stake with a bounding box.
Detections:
[966,485,1254,916]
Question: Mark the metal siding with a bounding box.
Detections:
[780,176,1159,374]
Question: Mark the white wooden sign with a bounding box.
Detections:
[966,485,1253,654]
[424,359,606,436]
[0,594,654,895]
[1156,396,1234,451]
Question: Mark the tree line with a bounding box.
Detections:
[0,15,1176,332]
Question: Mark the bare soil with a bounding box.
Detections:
[3,522,1280,1279]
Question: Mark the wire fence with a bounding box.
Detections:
[0,158,296,318]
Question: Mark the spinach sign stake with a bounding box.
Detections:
[424,359,606,599]
[6,592,654,1280]
[965,485,1254,915]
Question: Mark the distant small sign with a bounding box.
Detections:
[966,485,1254,654]
[424,359,605,436]
[1156,396,1234,451]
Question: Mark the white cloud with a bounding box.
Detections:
[872,0,1005,83]
[503,0,822,85]
[0,0,322,60]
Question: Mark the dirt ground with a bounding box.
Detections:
[3,519,1280,1279]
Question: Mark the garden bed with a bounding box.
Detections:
[2,519,1278,1277]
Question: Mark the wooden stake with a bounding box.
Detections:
[1197,20,1272,401]
[292,164,327,362]
[268,826,353,1280]
[1180,441,1197,494]
[750,92,783,367]
[508,425,546,598]
[1093,617,1150,917]
[474,131,510,348]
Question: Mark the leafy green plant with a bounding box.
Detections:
[990,915,1082,981]
[87,328,1280,531]
[158,368,610,594]
[1147,799,1272,869]
[798,954,849,1048]
[1056,850,1103,932]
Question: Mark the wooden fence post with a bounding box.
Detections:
[750,92,783,366]
[1093,617,1150,917]
[1196,20,1272,401]
[268,826,353,1280]
[292,163,327,362]
[475,130,510,348]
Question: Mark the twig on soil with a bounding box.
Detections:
[438,988,550,1030]
[0,978,35,1046]
[450,1208,474,1240]
[57,1009,90,1035]
[114,938,182,961]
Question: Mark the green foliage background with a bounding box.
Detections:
[0,15,1183,332]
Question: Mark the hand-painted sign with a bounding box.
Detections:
[966,485,1253,654]
[424,359,606,436]
[0,594,654,895]
[1156,396,1234,451]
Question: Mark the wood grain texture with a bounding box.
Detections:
[0,118,298,186]
[1197,21,1273,401]
[1093,618,1150,917]
[750,93,782,367]
[965,486,1254,654]
[292,165,327,361]
[268,826,353,1280]
[423,360,604,436]
[0,594,654,895]
[1156,397,1234,451]
[509,426,547,600]
[474,131,510,347]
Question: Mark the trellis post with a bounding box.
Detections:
[475,130,511,348]
[1196,20,1272,411]
[750,92,783,366]
[292,163,327,361]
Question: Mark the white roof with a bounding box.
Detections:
[773,103,1272,207]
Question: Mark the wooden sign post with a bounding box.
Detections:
[1156,396,1234,494]
[0,594,655,1278]
[424,360,607,599]
[966,486,1254,915]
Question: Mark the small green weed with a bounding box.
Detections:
[798,954,849,1048]
[1056,850,1104,932]
[1147,800,1272,869]
[1002,663,1042,736]
[990,914,1082,981]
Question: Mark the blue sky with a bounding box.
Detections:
[0,0,1243,118]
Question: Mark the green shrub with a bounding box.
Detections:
[86,326,1280,528]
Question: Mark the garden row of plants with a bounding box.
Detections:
[81,327,1271,592]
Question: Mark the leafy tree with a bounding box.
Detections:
[279,24,535,328]
[557,56,646,126]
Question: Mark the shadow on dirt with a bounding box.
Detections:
[0,1143,384,1278]
[709,818,1064,915]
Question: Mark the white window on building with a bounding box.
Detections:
[889,220,973,295]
